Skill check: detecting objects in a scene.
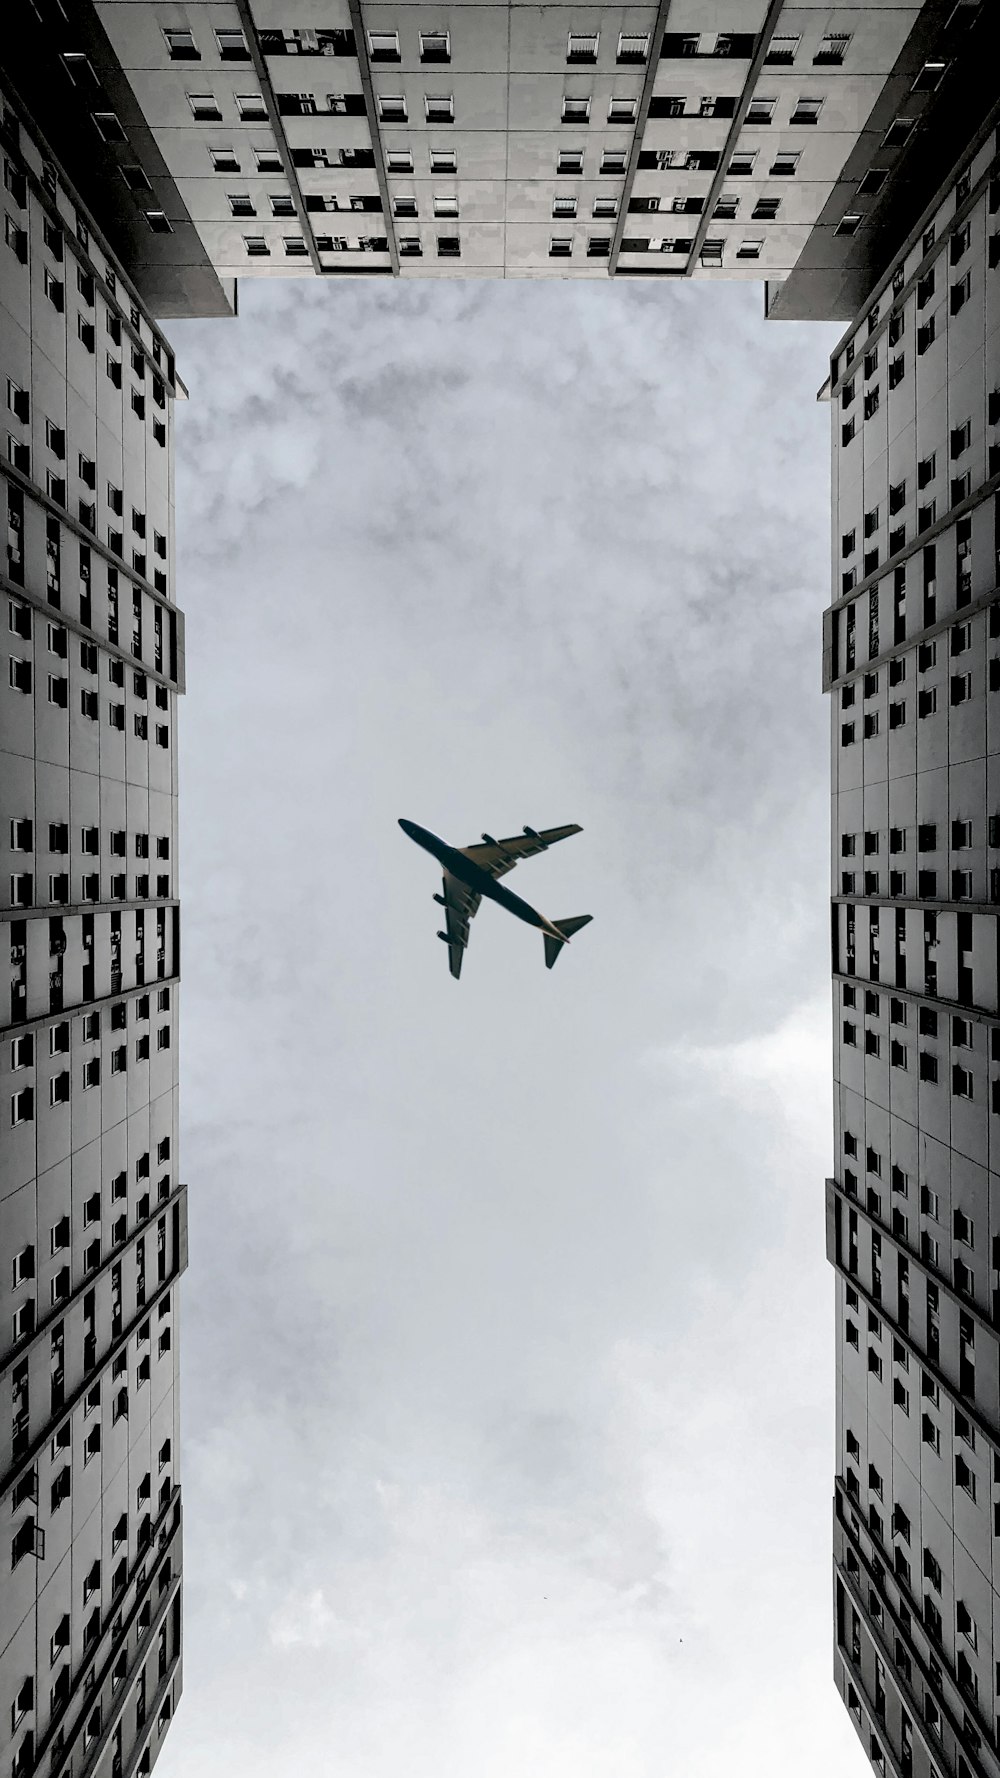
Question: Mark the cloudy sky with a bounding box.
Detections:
[158,275,864,1776]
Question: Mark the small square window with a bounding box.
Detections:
[617,32,649,63]
[164,27,199,59]
[368,31,400,61]
[216,28,249,60]
[235,94,267,121]
[420,32,450,63]
[187,93,223,122]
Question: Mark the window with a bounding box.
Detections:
[187,93,222,121]
[752,197,780,221]
[549,237,573,258]
[244,236,269,258]
[600,150,626,175]
[567,32,598,62]
[216,28,249,59]
[791,96,823,125]
[424,94,454,123]
[771,151,799,176]
[815,32,850,65]
[737,239,762,260]
[164,27,199,58]
[553,196,577,219]
[561,96,590,123]
[430,150,456,174]
[236,94,267,121]
[368,31,400,61]
[956,1454,976,1499]
[608,98,637,124]
[43,267,64,311]
[617,33,649,62]
[745,97,775,125]
[558,151,584,175]
[729,151,757,177]
[210,146,239,171]
[953,1064,974,1099]
[420,31,450,63]
[378,95,407,122]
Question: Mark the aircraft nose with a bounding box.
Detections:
[398,818,416,837]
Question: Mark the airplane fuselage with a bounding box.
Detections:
[398,819,565,940]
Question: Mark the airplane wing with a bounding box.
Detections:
[441,872,481,980]
[458,823,582,881]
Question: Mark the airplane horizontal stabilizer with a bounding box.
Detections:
[543,914,593,970]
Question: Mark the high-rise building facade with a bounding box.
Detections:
[0,0,988,308]
[825,97,1000,1778]
[0,81,186,1778]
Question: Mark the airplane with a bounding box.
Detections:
[399,818,592,980]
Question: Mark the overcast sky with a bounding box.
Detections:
[158,275,864,1777]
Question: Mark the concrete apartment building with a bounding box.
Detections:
[0,3,995,1777]
[0,0,987,308]
[825,93,1000,1778]
[1,84,185,1778]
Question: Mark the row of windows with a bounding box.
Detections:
[172,23,720,68]
[842,1025,980,1096]
[843,1004,996,1064]
[4,647,169,714]
[185,90,268,122]
[10,1017,172,1068]
[208,143,283,173]
[161,25,250,60]
[841,821,985,856]
[6,662,170,734]
[9,875,171,908]
[840,871,995,902]
[621,235,765,261]
[366,27,652,65]
[7,619,170,701]
[841,672,995,742]
[9,822,169,858]
[10,1032,172,1112]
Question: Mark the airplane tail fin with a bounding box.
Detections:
[544,914,593,970]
